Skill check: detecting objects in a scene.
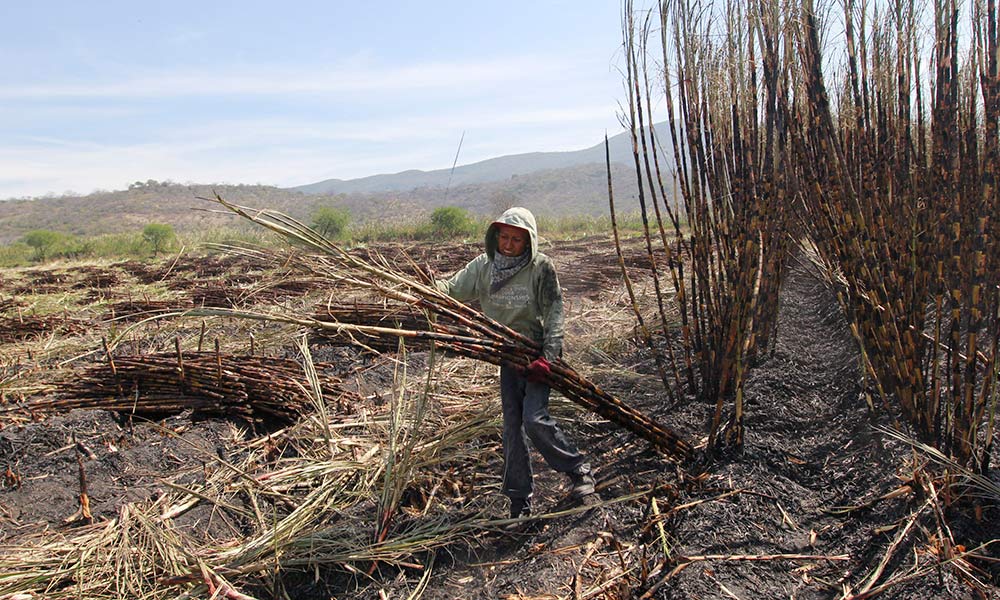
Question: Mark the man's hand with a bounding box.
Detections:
[420,263,437,285]
[525,357,551,382]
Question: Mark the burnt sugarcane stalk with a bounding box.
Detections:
[68,433,93,524]
[194,197,698,463]
[606,132,673,400]
[789,0,1000,473]
[450,335,693,458]
[623,11,681,400]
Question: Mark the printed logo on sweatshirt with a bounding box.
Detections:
[491,283,530,307]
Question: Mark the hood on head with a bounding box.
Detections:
[485,207,538,260]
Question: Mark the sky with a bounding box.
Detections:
[0,1,630,200]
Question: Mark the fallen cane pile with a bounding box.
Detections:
[26,348,352,423]
[0,314,89,344]
[310,301,434,351]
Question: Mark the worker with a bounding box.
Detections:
[436,207,595,519]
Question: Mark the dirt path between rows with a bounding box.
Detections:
[653,260,998,599]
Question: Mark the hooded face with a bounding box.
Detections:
[495,224,528,257]
[485,207,539,261]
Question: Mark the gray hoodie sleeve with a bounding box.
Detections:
[535,257,564,361]
[436,253,487,301]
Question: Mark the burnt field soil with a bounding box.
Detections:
[1,237,999,599]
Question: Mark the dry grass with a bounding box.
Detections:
[0,347,504,598]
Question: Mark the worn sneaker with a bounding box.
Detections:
[568,471,596,499]
[509,497,532,519]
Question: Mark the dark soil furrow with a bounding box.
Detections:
[661,262,990,599]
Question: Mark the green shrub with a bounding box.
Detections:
[22,229,67,261]
[87,232,149,257]
[142,223,177,256]
[430,206,476,238]
[0,242,32,267]
[312,206,351,240]
[59,236,93,259]
[180,226,272,248]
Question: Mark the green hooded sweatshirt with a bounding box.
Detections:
[437,207,564,361]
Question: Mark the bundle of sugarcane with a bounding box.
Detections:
[23,350,352,423]
[309,300,434,350]
[117,260,167,284]
[74,269,123,290]
[165,277,204,291]
[189,255,242,277]
[0,296,21,313]
[101,299,193,322]
[196,196,694,461]
[243,276,327,302]
[188,285,239,308]
[28,269,71,285]
[0,315,89,344]
[225,271,265,285]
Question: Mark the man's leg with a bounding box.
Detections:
[521,379,590,479]
[499,366,533,502]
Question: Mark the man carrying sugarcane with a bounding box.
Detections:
[436,206,595,519]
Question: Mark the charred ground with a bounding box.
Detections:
[1,238,998,599]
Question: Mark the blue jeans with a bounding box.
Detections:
[500,365,589,500]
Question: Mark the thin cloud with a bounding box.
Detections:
[155,104,617,146]
[0,56,570,100]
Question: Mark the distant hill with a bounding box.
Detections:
[328,162,648,220]
[293,124,668,194]
[0,125,672,244]
[0,182,314,245]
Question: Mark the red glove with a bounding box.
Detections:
[525,357,551,382]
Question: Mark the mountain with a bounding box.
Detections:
[0,125,671,244]
[293,123,667,195]
[0,183,314,245]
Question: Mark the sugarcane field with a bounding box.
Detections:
[3,0,1000,599]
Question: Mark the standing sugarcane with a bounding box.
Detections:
[790,0,1000,476]
[615,0,789,453]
